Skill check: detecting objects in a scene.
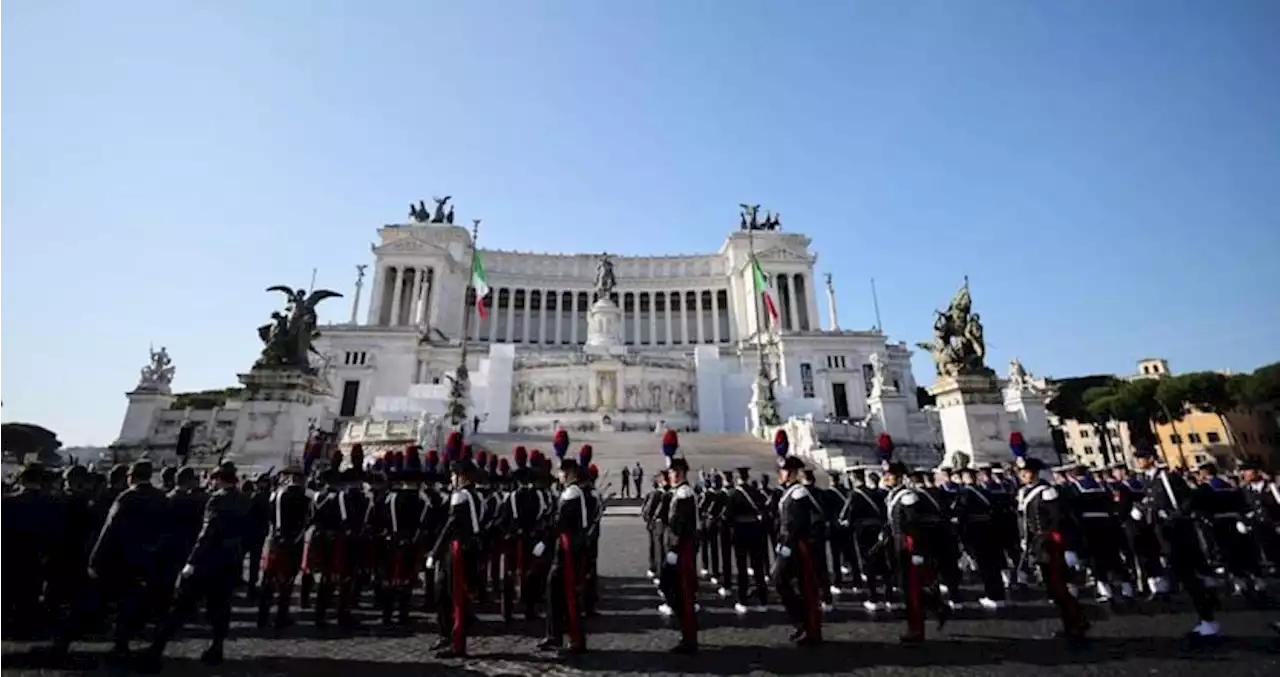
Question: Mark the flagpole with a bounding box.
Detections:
[452,219,481,430]
[749,229,767,379]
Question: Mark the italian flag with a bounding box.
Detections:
[751,255,780,328]
[471,250,491,319]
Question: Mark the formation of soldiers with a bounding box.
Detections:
[645,431,1280,644]
[4,426,1280,669]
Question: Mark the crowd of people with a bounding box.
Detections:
[4,427,1279,672]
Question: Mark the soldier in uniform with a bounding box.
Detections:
[839,468,892,610]
[1239,460,1280,570]
[140,461,252,669]
[1132,448,1220,637]
[726,466,769,613]
[53,461,169,663]
[659,430,700,654]
[1064,465,1134,603]
[5,464,57,637]
[380,447,427,625]
[538,455,590,654]
[642,470,669,581]
[258,463,310,629]
[1192,461,1262,595]
[774,453,824,646]
[427,433,484,658]
[502,446,545,621]
[1014,457,1089,640]
[303,461,347,628]
[157,466,208,618]
[882,460,948,643]
[954,466,1008,608]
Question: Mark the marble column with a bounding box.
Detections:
[648,293,658,345]
[389,266,405,327]
[665,291,674,345]
[554,290,564,344]
[505,288,516,342]
[570,291,580,345]
[711,289,721,343]
[680,292,690,345]
[409,267,425,326]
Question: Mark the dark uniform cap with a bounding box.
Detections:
[1132,447,1156,460]
[19,463,46,483]
[1237,459,1261,471]
[213,461,238,483]
[451,458,476,476]
[109,464,128,480]
[130,460,154,481]
[559,457,581,473]
[736,466,751,481]
[882,461,908,476]
[958,466,978,477]
[176,466,198,483]
[668,457,690,472]
[1015,457,1046,472]
[779,456,805,471]
[161,466,178,482]
[64,465,90,481]
[1196,460,1218,473]
[802,469,816,483]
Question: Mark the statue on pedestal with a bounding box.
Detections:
[431,196,452,223]
[409,200,430,223]
[594,253,617,295]
[255,285,344,372]
[916,277,990,377]
[137,345,176,391]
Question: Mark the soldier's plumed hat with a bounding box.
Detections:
[559,457,580,473]
[1132,447,1156,460]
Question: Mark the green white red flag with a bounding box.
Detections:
[751,255,780,328]
[471,250,491,319]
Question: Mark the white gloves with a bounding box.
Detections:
[1130,507,1144,521]
[910,555,925,566]
[181,564,195,578]
[665,551,678,566]
[533,542,546,558]
[1064,551,1080,569]
[776,545,793,558]
[1235,521,1249,535]
[425,555,436,570]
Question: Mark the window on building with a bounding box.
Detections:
[1083,446,1093,455]
[1188,433,1202,444]
[862,364,875,396]
[1079,428,1090,439]
[1170,433,1182,444]
[339,380,360,417]
[799,363,815,398]
[1206,431,1221,444]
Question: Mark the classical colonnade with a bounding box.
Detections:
[368,265,814,343]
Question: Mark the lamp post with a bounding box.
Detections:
[448,219,482,432]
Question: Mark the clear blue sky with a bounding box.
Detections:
[4,1,1278,445]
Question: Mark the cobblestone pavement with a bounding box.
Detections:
[6,520,1279,676]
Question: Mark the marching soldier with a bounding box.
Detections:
[538,455,589,654]
[379,447,427,625]
[660,430,700,654]
[774,452,824,646]
[427,434,483,658]
[1014,457,1089,640]
[1065,466,1135,602]
[954,466,1008,608]
[140,461,252,670]
[53,460,168,663]
[1239,460,1280,570]
[839,468,892,611]
[882,460,948,643]
[1192,461,1262,595]
[1131,448,1220,638]
[258,462,309,629]
[726,466,769,613]
[643,471,669,581]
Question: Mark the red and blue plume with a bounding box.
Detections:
[514,446,528,468]
[498,458,510,474]
[589,463,599,479]
[773,429,790,458]
[425,449,440,467]
[876,432,895,462]
[530,449,545,464]
[662,429,679,458]
[462,444,474,461]
[553,429,570,459]
[1009,431,1028,458]
[487,454,498,472]
[445,431,463,461]
[476,450,489,468]
[579,444,593,466]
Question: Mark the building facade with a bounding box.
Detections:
[311,217,925,443]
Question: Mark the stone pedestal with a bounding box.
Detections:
[1003,384,1055,456]
[114,388,174,447]
[927,373,1012,468]
[231,368,326,472]
[868,388,910,442]
[584,298,626,356]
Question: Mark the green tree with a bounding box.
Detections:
[1,422,64,466]
[1081,385,1121,467]
[1047,375,1118,466]
[915,386,936,409]
[1178,371,1242,459]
